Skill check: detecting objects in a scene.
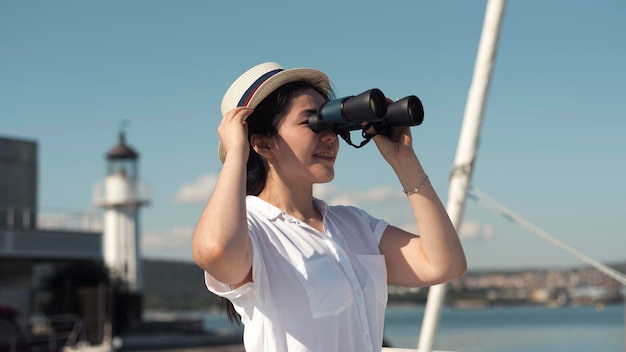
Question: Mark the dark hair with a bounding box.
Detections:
[223,80,333,325]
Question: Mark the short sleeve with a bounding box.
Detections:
[203,221,263,300]
[372,216,389,244]
[351,205,389,244]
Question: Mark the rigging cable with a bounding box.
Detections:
[468,185,626,286]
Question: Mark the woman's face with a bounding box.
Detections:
[268,87,339,186]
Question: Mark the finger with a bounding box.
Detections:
[219,107,253,138]
[224,107,253,123]
[236,107,254,121]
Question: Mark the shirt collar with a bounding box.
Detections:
[247,196,329,221]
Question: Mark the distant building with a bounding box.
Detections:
[1,136,102,318]
[0,136,37,229]
[0,133,148,346]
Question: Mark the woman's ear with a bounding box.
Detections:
[250,134,274,159]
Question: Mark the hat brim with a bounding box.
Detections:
[218,67,331,163]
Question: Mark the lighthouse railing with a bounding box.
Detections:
[92,180,151,207]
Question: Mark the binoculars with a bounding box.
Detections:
[307,88,424,144]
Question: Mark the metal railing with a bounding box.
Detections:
[0,206,103,232]
[37,211,103,232]
[0,207,34,230]
[92,181,151,207]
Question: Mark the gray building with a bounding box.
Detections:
[1,135,106,346]
[0,136,37,229]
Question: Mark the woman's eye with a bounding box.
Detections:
[300,115,315,125]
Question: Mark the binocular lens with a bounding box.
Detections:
[369,91,387,117]
[370,98,377,114]
[385,95,424,126]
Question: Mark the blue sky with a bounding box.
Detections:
[2,1,624,271]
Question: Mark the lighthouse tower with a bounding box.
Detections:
[94,131,150,292]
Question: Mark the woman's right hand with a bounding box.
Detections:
[218,107,254,162]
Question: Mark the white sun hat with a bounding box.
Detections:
[217,62,331,163]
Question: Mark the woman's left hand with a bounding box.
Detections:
[368,118,419,172]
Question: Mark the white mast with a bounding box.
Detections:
[417,1,506,351]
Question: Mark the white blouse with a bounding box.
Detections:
[205,196,389,352]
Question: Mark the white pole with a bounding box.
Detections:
[417,0,506,351]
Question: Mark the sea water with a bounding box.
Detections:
[201,304,625,351]
[383,304,625,352]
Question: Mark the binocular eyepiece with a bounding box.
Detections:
[308,89,424,140]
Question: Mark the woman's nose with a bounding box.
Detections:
[319,129,337,143]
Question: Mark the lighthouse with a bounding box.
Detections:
[94,131,150,292]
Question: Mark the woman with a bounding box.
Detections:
[192,62,467,351]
